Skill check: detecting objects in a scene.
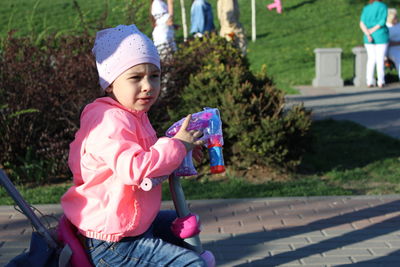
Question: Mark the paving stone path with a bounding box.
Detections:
[1,196,400,266]
[2,84,400,266]
[286,83,400,139]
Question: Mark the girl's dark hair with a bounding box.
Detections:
[369,0,383,3]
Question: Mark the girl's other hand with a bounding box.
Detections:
[173,115,204,152]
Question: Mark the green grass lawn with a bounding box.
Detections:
[1,119,400,205]
[1,1,400,204]
[3,0,399,92]
[298,120,400,195]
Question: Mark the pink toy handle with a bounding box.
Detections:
[140,175,169,191]
[169,174,216,266]
[171,213,201,239]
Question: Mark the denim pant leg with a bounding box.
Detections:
[85,211,206,266]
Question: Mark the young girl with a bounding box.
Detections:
[61,24,206,266]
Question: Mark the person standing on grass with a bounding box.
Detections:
[386,8,400,79]
[360,0,389,88]
[150,0,177,60]
[217,0,247,55]
[190,0,215,38]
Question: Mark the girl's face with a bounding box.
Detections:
[106,63,161,112]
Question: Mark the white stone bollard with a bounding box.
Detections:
[352,46,367,87]
[312,48,344,87]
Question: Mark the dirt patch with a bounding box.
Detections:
[241,165,291,184]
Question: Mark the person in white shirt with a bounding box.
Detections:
[151,0,177,60]
[387,8,400,79]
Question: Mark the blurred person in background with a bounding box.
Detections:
[359,0,389,88]
[190,0,215,38]
[217,0,247,55]
[151,0,177,60]
[386,8,400,80]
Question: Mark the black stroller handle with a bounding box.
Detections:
[0,169,59,250]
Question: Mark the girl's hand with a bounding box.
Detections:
[173,115,204,152]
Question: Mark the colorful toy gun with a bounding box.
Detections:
[139,107,225,191]
[166,107,225,177]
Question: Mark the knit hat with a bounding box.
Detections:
[92,24,161,90]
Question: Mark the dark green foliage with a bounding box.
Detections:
[1,32,311,184]
[150,33,249,123]
[150,34,312,171]
[0,32,100,184]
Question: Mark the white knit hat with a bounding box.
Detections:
[92,24,161,90]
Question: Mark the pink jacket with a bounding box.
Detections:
[61,97,186,242]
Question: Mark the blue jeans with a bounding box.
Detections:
[85,210,206,266]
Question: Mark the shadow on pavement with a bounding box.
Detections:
[287,87,400,102]
[202,200,400,266]
[334,249,400,266]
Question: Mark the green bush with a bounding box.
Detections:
[0,33,100,184]
[150,34,312,172]
[0,32,311,184]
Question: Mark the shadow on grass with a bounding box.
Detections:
[255,32,270,39]
[285,0,317,12]
[298,119,400,174]
[162,176,352,200]
[348,0,400,6]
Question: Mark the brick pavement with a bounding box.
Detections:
[1,195,400,266]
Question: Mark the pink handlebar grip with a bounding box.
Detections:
[171,213,201,239]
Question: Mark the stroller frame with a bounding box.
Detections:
[0,169,214,266]
[0,169,59,250]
